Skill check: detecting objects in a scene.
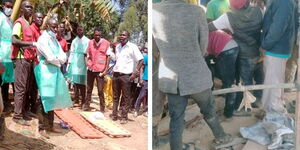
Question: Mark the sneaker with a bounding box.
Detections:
[143,112,148,117]
[47,128,62,133]
[120,118,128,124]
[13,118,30,126]
[82,105,91,111]
[107,106,113,110]
[23,115,32,121]
[134,112,138,117]
[109,114,117,121]
[233,110,251,117]
[26,111,37,118]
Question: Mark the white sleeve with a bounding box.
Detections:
[57,47,67,64]
[36,37,61,67]
[212,14,234,33]
[133,45,143,61]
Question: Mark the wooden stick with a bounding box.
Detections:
[295,23,300,149]
[212,83,296,95]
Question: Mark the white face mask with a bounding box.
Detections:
[3,7,12,16]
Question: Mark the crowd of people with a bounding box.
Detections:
[153,0,298,149]
[0,0,148,140]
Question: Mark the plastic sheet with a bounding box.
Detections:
[240,113,295,150]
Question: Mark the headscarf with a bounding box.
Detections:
[230,0,249,10]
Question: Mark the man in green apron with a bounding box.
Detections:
[0,0,13,140]
[67,26,89,106]
[0,0,13,113]
[35,18,72,138]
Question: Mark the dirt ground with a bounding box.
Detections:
[155,85,297,150]
[0,86,148,150]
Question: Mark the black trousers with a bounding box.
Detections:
[112,73,132,120]
[37,99,54,131]
[13,59,37,119]
[74,83,86,104]
[85,70,105,110]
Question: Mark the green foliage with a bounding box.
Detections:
[35,0,147,43]
[117,0,147,45]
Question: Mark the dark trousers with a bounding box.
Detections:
[215,47,239,118]
[112,73,132,119]
[130,82,141,110]
[74,83,86,104]
[13,59,37,119]
[25,73,38,114]
[37,99,54,131]
[167,89,226,150]
[0,75,14,110]
[135,80,148,112]
[85,70,105,110]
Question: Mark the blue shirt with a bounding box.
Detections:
[142,55,148,81]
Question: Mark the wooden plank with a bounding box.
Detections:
[242,141,267,150]
[80,112,131,138]
[54,109,102,139]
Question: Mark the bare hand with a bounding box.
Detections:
[130,73,136,81]
[139,80,144,86]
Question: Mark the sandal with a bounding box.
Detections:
[183,142,202,150]
[211,134,246,150]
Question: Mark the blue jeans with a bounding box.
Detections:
[167,89,226,150]
[235,56,259,109]
[135,80,148,112]
[216,47,239,117]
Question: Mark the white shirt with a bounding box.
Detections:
[113,42,143,74]
[212,13,234,33]
[36,31,67,67]
[106,47,116,61]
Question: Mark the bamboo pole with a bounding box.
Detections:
[10,0,22,22]
[295,1,300,149]
[295,45,300,150]
[212,83,296,95]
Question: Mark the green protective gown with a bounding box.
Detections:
[34,33,72,112]
[67,36,89,85]
[0,12,14,84]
